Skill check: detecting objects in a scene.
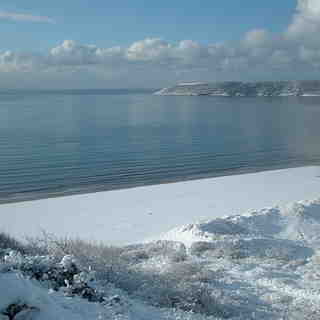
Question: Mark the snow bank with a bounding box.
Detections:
[149,197,320,318]
[158,198,320,248]
[157,199,320,247]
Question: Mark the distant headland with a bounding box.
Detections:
[154,80,320,97]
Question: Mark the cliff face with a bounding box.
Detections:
[155,80,320,96]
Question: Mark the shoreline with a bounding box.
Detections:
[1,165,320,245]
[0,161,318,205]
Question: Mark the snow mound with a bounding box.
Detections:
[158,198,320,249]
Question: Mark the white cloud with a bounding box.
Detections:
[243,29,273,47]
[126,38,172,61]
[50,40,100,65]
[1,0,320,88]
[297,0,320,17]
[0,10,55,23]
[287,0,320,41]
[0,51,45,72]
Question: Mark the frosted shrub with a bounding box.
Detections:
[93,241,232,316]
[3,250,24,266]
[0,233,236,316]
[120,240,187,266]
[1,251,104,303]
[0,232,26,255]
[109,256,233,317]
[143,240,187,262]
[189,241,216,257]
[119,248,149,264]
[25,232,124,278]
[189,240,242,259]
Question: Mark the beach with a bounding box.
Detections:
[1,165,319,244]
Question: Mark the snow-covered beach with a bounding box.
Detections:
[1,166,320,245]
[2,166,320,319]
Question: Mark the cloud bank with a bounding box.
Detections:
[1,0,320,88]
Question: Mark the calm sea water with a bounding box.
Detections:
[1,90,320,203]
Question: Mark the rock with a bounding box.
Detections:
[1,303,38,320]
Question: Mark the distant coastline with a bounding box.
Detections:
[155,80,320,96]
[0,88,156,95]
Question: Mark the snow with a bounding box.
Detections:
[0,273,101,320]
[60,255,77,270]
[2,199,320,319]
[1,166,320,245]
[157,198,320,249]
[1,166,320,319]
[0,264,215,320]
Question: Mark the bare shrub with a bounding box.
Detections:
[18,233,238,317]
[24,231,125,281]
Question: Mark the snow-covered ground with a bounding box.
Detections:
[1,166,320,245]
[2,166,320,319]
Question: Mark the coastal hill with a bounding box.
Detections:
[155,80,320,96]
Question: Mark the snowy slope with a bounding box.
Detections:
[2,197,320,319]
[157,198,320,248]
[2,166,320,319]
[0,271,215,320]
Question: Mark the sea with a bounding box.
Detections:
[1,89,320,203]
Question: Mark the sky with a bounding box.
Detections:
[0,0,320,89]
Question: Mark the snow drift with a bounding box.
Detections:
[158,198,320,247]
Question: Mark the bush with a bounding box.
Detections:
[24,232,125,283]
[2,251,104,303]
[0,232,26,255]
[2,233,241,317]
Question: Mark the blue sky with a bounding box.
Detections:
[1,0,295,50]
[0,0,319,88]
